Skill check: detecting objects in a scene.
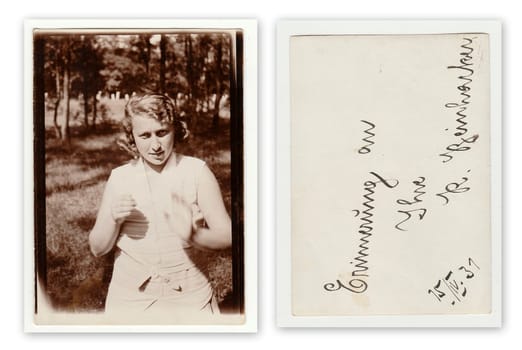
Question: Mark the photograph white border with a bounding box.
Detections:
[24,18,257,333]
[276,20,502,327]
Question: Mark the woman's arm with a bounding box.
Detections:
[191,165,232,250]
[88,175,135,257]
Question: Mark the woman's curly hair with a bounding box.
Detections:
[117,93,189,158]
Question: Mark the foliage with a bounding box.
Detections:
[41,32,232,135]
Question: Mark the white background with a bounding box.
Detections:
[2,0,519,348]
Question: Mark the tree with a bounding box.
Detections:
[99,35,149,96]
[190,33,231,133]
[184,33,196,122]
[210,34,230,132]
[44,35,73,144]
[61,36,71,144]
[44,36,64,139]
[42,32,233,141]
[74,35,104,129]
[129,34,152,76]
[159,34,167,94]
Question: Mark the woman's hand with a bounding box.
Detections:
[111,194,136,225]
[191,204,206,232]
[90,174,131,257]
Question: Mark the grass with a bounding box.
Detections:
[43,99,233,312]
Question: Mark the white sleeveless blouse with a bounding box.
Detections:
[103,154,215,314]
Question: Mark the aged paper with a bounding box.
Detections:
[290,34,491,316]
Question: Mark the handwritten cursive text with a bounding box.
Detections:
[324,171,398,294]
[440,37,479,163]
[358,120,376,154]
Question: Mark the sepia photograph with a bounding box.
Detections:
[25,19,257,331]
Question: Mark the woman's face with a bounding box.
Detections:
[131,115,175,172]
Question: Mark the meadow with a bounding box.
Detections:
[43,98,233,312]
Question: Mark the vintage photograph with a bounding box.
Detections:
[26,20,256,330]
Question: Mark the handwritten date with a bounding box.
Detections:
[428,257,480,306]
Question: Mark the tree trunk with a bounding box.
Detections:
[53,67,62,139]
[144,34,151,75]
[82,37,90,128]
[61,38,71,144]
[83,82,89,128]
[184,35,195,127]
[92,94,97,130]
[159,34,166,94]
[212,93,222,132]
[53,98,62,139]
[212,38,223,133]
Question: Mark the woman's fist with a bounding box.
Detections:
[111,194,136,225]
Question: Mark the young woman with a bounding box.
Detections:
[89,94,231,321]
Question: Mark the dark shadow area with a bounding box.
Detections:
[73,215,96,233]
[218,292,241,314]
